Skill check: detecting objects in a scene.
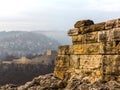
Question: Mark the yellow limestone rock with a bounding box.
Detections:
[105,18,120,29]
[67,28,79,36]
[54,18,120,83]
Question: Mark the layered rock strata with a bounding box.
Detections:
[54,19,120,83]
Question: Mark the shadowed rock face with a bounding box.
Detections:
[0,52,57,85]
[0,63,54,85]
[54,18,120,83]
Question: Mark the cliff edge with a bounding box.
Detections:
[1,18,120,90]
[54,18,120,83]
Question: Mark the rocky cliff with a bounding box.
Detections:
[54,18,120,83]
[1,18,120,90]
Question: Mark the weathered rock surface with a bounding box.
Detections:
[1,18,120,90]
[17,74,67,90]
[0,84,17,90]
[54,18,120,83]
[1,74,120,90]
[74,19,94,28]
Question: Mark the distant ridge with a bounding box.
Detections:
[0,31,60,60]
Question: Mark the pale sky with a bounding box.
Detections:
[0,0,120,31]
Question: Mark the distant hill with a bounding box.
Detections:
[0,31,60,60]
[34,31,72,45]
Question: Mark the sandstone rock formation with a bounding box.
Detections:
[1,19,120,90]
[54,18,120,83]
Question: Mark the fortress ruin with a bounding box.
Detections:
[54,18,120,83]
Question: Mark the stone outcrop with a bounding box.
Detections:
[17,74,66,90]
[1,18,120,90]
[1,74,120,90]
[54,18,120,83]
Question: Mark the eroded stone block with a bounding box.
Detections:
[98,29,120,42]
[55,55,70,67]
[54,18,120,83]
[58,45,70,55]
[70,55,80,69]
[106,41,120,54]
[105,18,120,29]
[73,43,104,54]
[74,19,94,28]
[54,55,70,79]
[58,45,73,55]
[68,28,79,36]
[79,22,105,34]
[54,66,68,79]
[79,55,102,72]
[113,28,120,41]
[103,55,120,75]
[72,44,84,54]
[85,31,98,43]
[72,32,99,44]
[72,28,120,44]
[72,35,84,44]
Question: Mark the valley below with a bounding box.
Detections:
[0,51,57,85]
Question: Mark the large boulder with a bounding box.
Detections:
[74,19,94,28]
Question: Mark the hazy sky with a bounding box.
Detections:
[0,0,120,31]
